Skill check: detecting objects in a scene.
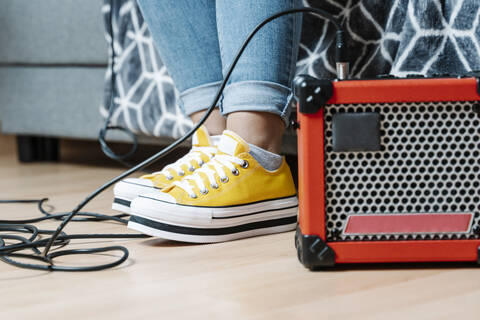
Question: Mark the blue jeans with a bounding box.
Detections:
[136,0,302,124]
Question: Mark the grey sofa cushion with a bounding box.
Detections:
[0,67,106,139]
[0,0,108,64]
[0,66,177,145]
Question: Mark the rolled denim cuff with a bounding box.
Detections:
[179,81,222,116]
[220,80,294,126]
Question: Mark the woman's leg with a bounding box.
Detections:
[113,1,228,214]
[136,0,226,134]
[126,0,303,242]
[216,0,303,153]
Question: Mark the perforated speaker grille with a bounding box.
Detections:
[324,101,480,241]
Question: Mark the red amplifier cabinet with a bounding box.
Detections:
[294,74,480,270]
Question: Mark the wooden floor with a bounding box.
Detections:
[1,134,479,320]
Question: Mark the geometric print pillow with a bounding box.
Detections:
[102,0,480,138]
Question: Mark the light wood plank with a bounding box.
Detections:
[0,134,478,320]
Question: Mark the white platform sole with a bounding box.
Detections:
[128,217,297,243]
[127,195,298,243]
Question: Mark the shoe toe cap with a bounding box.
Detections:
[130,191,178,218]
[114,178,158,200]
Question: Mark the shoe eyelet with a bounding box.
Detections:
[231,169,239,176]
[166,176,173,180]
[200,189,209,195]
[241,160,249,169]
[178,171,185,176]
[190,194,198,199]
[211,183,219,189]
[188,166,195,172]
[199,160,205,166]
[220,176,229,183]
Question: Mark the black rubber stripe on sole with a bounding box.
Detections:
[114,198,131,207]
[129,215,297,236]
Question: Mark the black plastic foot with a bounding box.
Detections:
[16,136,59,163]
[295,226,336,270]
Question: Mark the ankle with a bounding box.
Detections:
[226,111,285,154]
[190,108,226,136]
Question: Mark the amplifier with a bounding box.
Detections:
[294,74,480,270]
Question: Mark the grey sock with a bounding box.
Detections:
[248,143,283,171]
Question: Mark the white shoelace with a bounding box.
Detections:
[153,146,217,180]
[173,154,248,198]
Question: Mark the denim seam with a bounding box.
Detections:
[179,80,223,115]
[223,80,292,92]
[286,0,299,128]
[179,80,223,99]
[282,0,295,128]
[221,80,294,125]
[280,93,294,126]
[287,0,295,86]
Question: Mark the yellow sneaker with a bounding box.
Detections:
[112,125,217,214]
[128,130,298,243]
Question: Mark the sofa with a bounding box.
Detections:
[0,0,110,161]
[2,0,479,162]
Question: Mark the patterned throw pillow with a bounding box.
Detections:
[102,0,480,138]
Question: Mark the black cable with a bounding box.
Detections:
[0,199,149,271]
[0,7,344,272]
